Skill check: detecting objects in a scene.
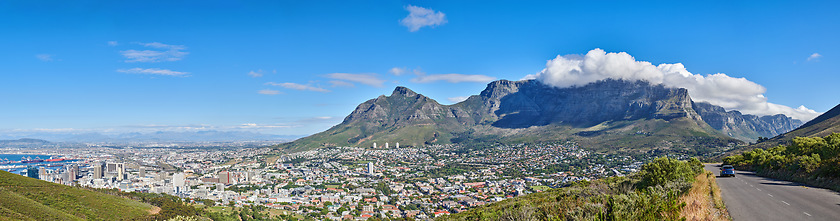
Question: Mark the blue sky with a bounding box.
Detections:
[1,1,838,136]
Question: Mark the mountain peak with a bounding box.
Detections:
[391,86,418,97]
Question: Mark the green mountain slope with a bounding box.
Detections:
[280,86,471,152]
[278,79,741,153]
[0,170,154,220]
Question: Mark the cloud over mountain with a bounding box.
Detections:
[531,49,819,121]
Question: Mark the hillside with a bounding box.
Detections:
[438,158,713,221]
[279,79,751,153]
[751,103,840,149]
[0,138,53,148]
[0,170,155,220]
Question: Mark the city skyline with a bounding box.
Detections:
[3,1,839,136]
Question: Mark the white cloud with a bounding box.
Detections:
[533,48,820,121]
[400,5,447,32]
[447,96,470,103]
[258,89,282,95]
[120,42,188,62]
[107,41,118,46]
[122,124,211,130]
[807,53,822,61]
[16,128,83,132]
[35,54,53,61]
[266,82,330,93]
[117,68,189,76]
[411,73,497,83]
[237,123,293,129]
[248,70,264,77]
[325,73,386,87]
[329,80,355,87]
[389,67,407,76]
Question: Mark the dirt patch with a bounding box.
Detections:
[149,206,161,215]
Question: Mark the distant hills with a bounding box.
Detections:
[0,130,299,144]
[279,79,802,153]
[0,138,52,146]
[0,170,155,220]
[751,103,840,149]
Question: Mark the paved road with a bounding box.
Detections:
[705,164,840,221]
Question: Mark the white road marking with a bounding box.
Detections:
[804,212,812,217]
[782,201,790,206]
[750,185,754,187]
[756,188,761,191]
[768,194,773,197]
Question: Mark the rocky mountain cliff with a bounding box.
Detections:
[692,102,802,142]
[455,79,703,128]
[280,79,799,153]
[750,103,840,149]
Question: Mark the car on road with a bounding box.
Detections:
[721,165,735,177]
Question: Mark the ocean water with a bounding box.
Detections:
[0,154,64,174]
[0,154,53,162]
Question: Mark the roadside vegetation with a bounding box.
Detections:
[438,157,708,221]
[724,133,840,192]
[678,170,730,221]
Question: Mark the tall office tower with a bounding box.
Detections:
[396,142,399,148]
[367,162,374,174]
[219,171,231,184]
[385,142,389,148]
[106,162,125,180]
[139,167,145,178]
[93,162,103,179]
[26,166,39,179]
[67,164,78,181]
[117,163,124,180]
[173,173,186,190]
[373,142,377,149]
[39,166,46,180]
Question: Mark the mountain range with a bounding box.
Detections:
[750,103,840,149]
[279,79,803,153]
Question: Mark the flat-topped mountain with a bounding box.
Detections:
[279,79,801,153]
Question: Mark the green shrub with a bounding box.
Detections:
[724,133,840,192]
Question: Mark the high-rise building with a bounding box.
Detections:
[367,162,374,175]
[173,172,186,191]
[373,142,377,149]
[67,164,78,181]
[396,142,399,148]
[385,142,389,149]
[39,166,46,180]
[26,166,39,179]
[93,162,103,179]
[219,171,231,184]
[138,167,145,178]
[106,163,125,181]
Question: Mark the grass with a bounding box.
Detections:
[678,170,730,221]
[0,170,154,220]
[528,185,550,192]
[206,206,234,215]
